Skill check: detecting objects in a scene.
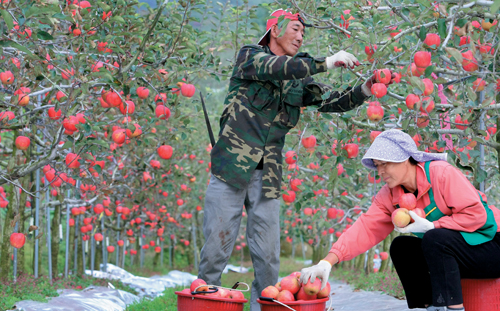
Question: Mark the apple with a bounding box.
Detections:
[48,107,62,120]
[419,97,435,113]
[190,279,208,292]
[181,83,196,97]
[289,271,301,279]
[407,63,426,77]
[94,233,104,242]
[276,290,295,302]
[155,105,171,120]
[94,204,104,214]
[462,50,478,72]
[10,233,25,249]
[405,94,420,110]
[136,87,150,99]
[414,51,431,68]
[303,208,313,216]
[375,69,391,84]
[481,19,496,31]
[327,208,337,219]
[380,252,389,260]
[217,288,229,298]
[367,101,384,122]
[261,285,280,299]
[422,78,434,96]
[107,246,115,253]
[282,190,296,204]
[117,240,124,247]
[228,290,245,299]
[280,275,300,294]
[285,150,297,164]
[56,91,67,102]
[365,45,377,56]
[275,281,282,291]
[303,279,321,295]
[472,78,486,91]
[0,71,14,85]
[455,114,469,130]
[103,90,121,107]
[65,153,81,169]
[399,193,417,210]
[15,136,30,150]
[392,208,411,228]
[370,83,387,98]
[317,282,331,299]
[343,143,359,158]
[112,129,127,144]
[296,286,317,300]
[119,100,135,115]
[158,145,173,159]
[423,33,441,49]
[417,113,429,128]
[180,288,191,295]
[370,131,382,143]
[301,135,316,151]
[413,207,426,219]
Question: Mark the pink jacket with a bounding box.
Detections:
[329,160,500,262]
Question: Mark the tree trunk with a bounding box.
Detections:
[365,247,374,275]
[17,176,30,275]
[51,203,61,277]
[379,234,392,272]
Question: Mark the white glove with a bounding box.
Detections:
[361,74,376,96]
[395,210,435,233]
[326,51,360,69]
[299,260,332,290]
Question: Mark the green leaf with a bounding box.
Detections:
[438,18,447,38]
[476,167,487,183]
[37,30,54,40]
[456,18,468,28]
[445,47,463,64]
[409,76,425,93]
[424,65,435,77]
[467,86,477,102]
[0,40,34,56]
[26,5,58,18]
[492,0,500,13]
[419,26,427,42]
[0,10,14,30]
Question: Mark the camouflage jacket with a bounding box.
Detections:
[211,44,369,199]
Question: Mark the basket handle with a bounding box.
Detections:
[191,286,218,295]
[259,296,298,311]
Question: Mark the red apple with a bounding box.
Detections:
[276,290,295,302]
[420,97,435,113]
[15,136,30,150]
[190,278,208,292]
[462,50,478,72]
[367,101,384,122]
[380,252,389,260]
[112,129,126,144]
[228,290,245,299]
[158,145,173,159]
[327,208,337,219]
[181,83,196,97]
[48,107,62,120]
[370,131,382,143]
[422,78,434,96]
[261,285,279,299]
[405,94,420,110]
[413,208,426,219]
[370,83,387,98]
[423,33,441,49]
[343,143,359,158]
[0,71,14,85]
[280,275,300,294]
[301,135,316,151]
[107,245,115,253]
[399,193,417,210]
[117,240,124,247]
[296,286,317,300]
[414,51,431,68]
[303,279,321,295]
[317,282,331,299]
[10,233,25,249]
[375,69,391,84]
[136,87,150,99]
[472,78,486,91]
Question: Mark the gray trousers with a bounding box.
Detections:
[198,170,280,311]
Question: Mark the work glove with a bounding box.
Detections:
[326,51,360,69]
[299,260,332,290]
[361,70,397,96]
[395,210,435,233]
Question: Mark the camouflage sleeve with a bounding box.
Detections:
[234,45,327,81]
[302,77,370,113]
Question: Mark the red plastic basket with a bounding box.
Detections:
[461,279,500,311]
[176,291,248,311]
[257,297,329,311]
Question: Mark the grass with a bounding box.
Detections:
[0,272,136,311]
[330,267,405,299]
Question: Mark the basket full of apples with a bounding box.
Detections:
[257,272,330,311]
[175,278,248,311]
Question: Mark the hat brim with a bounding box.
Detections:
[257,29,271,46]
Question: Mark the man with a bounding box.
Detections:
[198,9,388,310]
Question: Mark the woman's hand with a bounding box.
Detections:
[299,260,332,290]
[395,210,435,233]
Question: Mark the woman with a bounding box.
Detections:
[300,129,500,311]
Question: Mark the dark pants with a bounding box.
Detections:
[390,229,500,308]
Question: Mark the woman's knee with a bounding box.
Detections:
[421,228,453,253]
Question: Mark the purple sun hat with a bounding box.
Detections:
[361,129,448,170]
